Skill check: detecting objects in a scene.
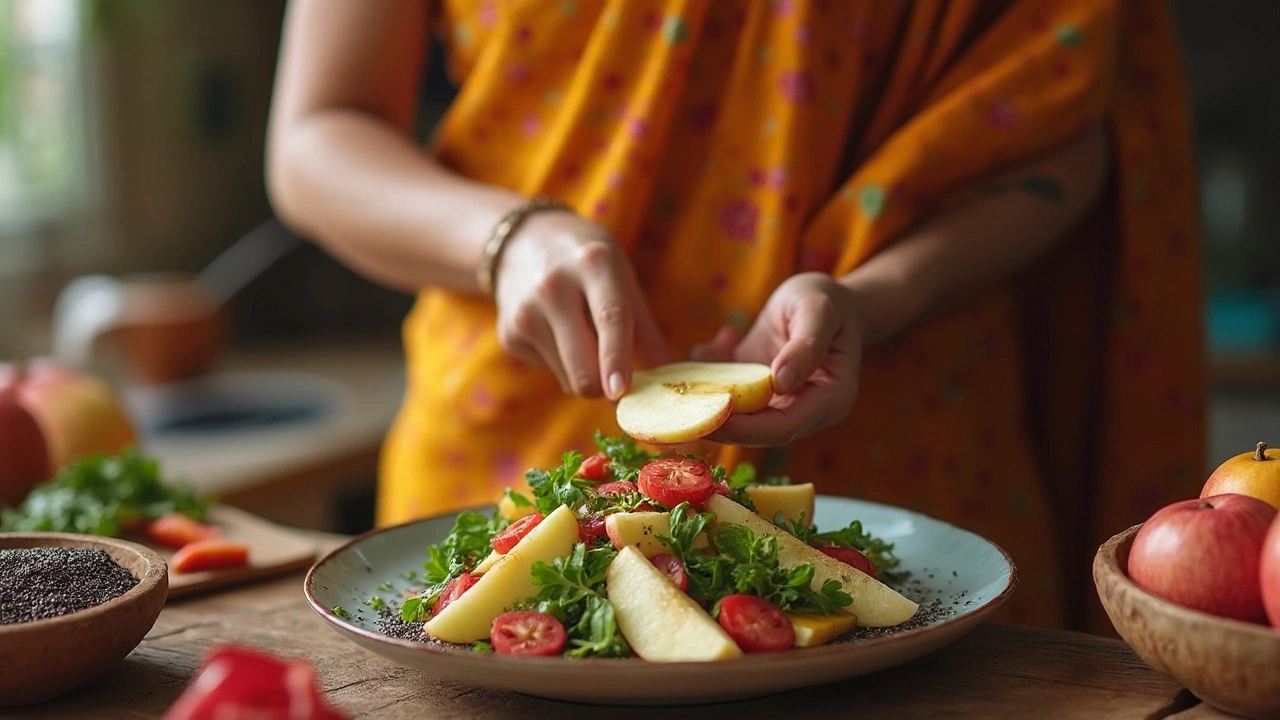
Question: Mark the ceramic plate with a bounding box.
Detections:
[304,496,1016,704]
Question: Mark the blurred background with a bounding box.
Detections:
[0,0,1276,534]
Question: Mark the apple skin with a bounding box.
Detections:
[1201,442,1280,510]
[1260,514,1280,627]
[0,359,137,476]
[0,382,51,507]
[1128,493,1277,623]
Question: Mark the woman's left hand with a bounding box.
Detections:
[689,272,865,447]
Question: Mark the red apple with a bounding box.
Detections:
[1201,441,1280,510]
[0,359,137,477]
[1260,514,1280,627]
[1128,493,1277,623]
[0,381,51,507]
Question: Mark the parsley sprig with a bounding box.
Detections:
[776,513,900,576]
[592,430,659,482]
[401,511,507,622]
[516,544,631,657]
[660,502,851,615]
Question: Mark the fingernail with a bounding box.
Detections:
[608,372,626,399]
[774,365,798,393]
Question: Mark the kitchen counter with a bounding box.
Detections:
[132,339,404,531]
[6,536,1237,720]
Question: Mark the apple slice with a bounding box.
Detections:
[615,362,772,445]
[423,504,578,643]
[604,511,709,557]
[704,495,918,627]
[606,545,742,662]
[786,612,858,648]
[745,483,816,527]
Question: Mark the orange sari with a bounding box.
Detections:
[379,0,1204,632]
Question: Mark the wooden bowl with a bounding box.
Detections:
[0,533,168,707]
[1094,524,1280,719]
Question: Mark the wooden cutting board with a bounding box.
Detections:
[155,505,319,600]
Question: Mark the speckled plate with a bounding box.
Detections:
[304,496,1016,705]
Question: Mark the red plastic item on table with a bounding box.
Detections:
[162,645,348,720]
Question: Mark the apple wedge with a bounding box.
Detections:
[787,612,858,648]
[704,495,918,627]
[615,361,772,444]
[745,483,816,527]
[604,511,709,557]
[606,545,742,662]
[423,504,578,643]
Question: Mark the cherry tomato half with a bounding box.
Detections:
[577,453,612,481]
[818,546,877,579]
[490,611,568,656]
[716,594,794,652]
[433,572,478,615]
[578,514,608,544]
[491,512,543,554]
[593,480,638,497]
[650,553,688,592]
[637,458,715,509]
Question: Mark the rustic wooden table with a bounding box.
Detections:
[8,539,1234,720]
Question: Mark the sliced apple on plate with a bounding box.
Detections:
[423,504,578,643]
[704,495,919,627]
[615,362,773,444]
[744,483,816,527]
[607,545,742,662]
[604,511,709,557]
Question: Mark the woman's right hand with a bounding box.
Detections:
[492,211,670,400]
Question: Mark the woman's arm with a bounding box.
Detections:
[266,0,666,397]
[840,125,1110,345]
[266,0,516,294]
[706,125,1110,446]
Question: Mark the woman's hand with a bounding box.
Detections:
[691,272,866,447]
[493,211,670,399]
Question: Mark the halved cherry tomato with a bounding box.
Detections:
[818,546,877,579]
[637,457,715,509]
[491,512,543,554]
[716,594,794,652]
[593,480,638,497]
[146,513,222,550]
[577,453,612,481]
[650,553,688,592]
[578,515,608,544]
[433,572,478,615]
[171,539,250,574]
[490,611,567,656]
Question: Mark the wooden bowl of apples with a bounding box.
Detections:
[1094,500,1280,719]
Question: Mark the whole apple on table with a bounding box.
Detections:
[0,359,136,507]
[1128,441,1280,627]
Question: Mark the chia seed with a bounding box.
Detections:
[0,548,139,625]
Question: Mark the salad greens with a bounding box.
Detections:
[0,449,214,535]
[660,502,852,615]
[775,513,900,576]
[516,543,630,657]
[401,510,508,622]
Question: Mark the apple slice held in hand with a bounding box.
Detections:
[615,362,773,445]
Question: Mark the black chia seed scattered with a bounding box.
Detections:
[0,548,139,625]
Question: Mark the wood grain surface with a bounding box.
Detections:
[5,538,1238,720]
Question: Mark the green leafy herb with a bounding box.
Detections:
[659,503,851,615]
[367,596,387,612]
[592,431,658,482]
[515,544,631,657]
[407,510,507,618]
[472,641,494,654]
[526,451,590,516]
[375,581,395,592]
[332,605,351,619]
[0,449,214,535]
[775,512,898,576]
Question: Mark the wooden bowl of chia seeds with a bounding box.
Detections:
[0,533,168,707]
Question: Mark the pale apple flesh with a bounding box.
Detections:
[616,362,772,445]
[787,611,858,648]
[606,545,743,662]
[604,511,709,557]
[705,495,918,627]
[745,483,816,527]
[423,504,578,643]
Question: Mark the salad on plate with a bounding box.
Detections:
[358,432,922,661]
